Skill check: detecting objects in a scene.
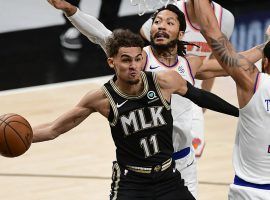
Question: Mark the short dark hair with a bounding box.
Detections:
[264,41,270,59]
[105,29,145,57]
[151,4,186,32]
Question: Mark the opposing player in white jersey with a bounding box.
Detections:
[193,0,270,199]
[140,0,235,158]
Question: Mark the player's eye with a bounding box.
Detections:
[135,57,142,62]
[122,58,131,63]
[154,19,161,24]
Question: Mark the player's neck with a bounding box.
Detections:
[152,46,178,66]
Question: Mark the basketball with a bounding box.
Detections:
[0,113,33,157]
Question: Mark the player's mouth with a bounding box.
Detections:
[129,70,138,77]
[154,32,170,41]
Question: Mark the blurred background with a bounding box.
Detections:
[1,0,270,91]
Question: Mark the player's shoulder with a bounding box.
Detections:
[84,88,108,106]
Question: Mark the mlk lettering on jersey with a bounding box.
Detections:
[120,106,167,136]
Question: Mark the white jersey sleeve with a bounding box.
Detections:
[67,9,112,54]
[220,7,235,39]
[141,17,152,42]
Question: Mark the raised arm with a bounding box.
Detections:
[33,89,108,142]
[192,0,258,91]
[47,0,112,54]
[196,42,267,79]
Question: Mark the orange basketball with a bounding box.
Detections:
[0,113,33,157]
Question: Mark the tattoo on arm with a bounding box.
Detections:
[202,32,253,71]
[207,33,241,67]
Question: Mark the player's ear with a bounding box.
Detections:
[178,31,184,40]
[107,57,115,69]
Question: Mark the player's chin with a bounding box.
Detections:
[127,73,140,85]
[127,78,140,85]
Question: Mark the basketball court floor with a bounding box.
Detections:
[0,75,238,200]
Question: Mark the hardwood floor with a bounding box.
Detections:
[0,76,238,200]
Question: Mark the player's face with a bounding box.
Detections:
[108,47,144,85]
[150,10,181,47]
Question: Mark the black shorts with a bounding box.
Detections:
[110,161,195,200]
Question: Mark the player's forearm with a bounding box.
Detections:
[195,70,228,80]
[32,123,58,143]
[183,82,239,117]
[67,9,112,54]
[193,0,219,37]
[240,43,266,64]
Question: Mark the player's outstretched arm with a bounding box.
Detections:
[192,0,258,92]
[32,89,108,143]
[47,0,112,54]
[67,10,112,54]
[196,42,267,79]
[157,70,239,117]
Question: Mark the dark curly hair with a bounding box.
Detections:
[152,4,186,32]
[105,29,145,57]
[151,4,190,57]
[264,41,270,59]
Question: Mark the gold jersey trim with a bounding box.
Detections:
[102,86,118,126]
[152,72,171,110]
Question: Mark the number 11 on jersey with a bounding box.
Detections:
[140,134,160,158]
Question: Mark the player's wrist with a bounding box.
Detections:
[63,3,77,17]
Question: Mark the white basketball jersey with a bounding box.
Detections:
[234,73,270,184]
[143,46,195,152]
[176,0,223,59]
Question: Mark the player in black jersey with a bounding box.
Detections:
[32,29,238,200]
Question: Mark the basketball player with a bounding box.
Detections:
[32,29,239,200]
[46,1,264,198]
[192,0,270,199]
[140,0,235,159]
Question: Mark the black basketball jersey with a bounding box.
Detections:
[102,71,174,167]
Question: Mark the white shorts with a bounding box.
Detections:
[191,104,205,158]
[175,151,197,199]
[228,184,270,200]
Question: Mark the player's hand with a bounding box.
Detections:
[47,0,77,16]
[47,0,70,10]
[265,25,270,42]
